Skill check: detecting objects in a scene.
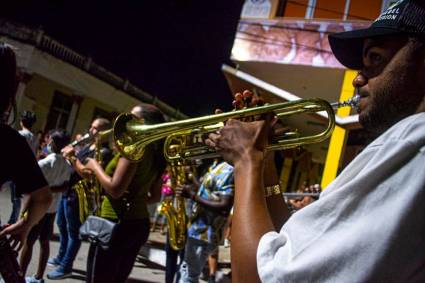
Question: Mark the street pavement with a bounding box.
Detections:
[0,188,231,283]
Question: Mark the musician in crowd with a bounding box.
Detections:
[20,129,72,283]
[80,103,166,283]
[163,164,200,283]
[206,1,425,282]
[176,159,234,283]
[47,117,112,280]
[0,43,52,281]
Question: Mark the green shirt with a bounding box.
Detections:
[100,147,160,221]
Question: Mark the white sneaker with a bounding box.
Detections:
[25,275,45,283]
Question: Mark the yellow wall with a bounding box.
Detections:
[321,70,357,188]
[21,74,115,136]
[22,74,73,133]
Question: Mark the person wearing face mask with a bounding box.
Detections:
[19,129,72,283]
[46,118,113,280]
[206,1,425,282]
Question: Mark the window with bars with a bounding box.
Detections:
[45,91,73,132]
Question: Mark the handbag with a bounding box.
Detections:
[79,195,134,250]
[79,215,118,250]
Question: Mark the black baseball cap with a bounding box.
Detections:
[329,0,425,70]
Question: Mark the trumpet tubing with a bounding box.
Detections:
[113,96,359,162]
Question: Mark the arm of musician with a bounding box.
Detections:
[263,152,290,230]
[63,146,90,179]
[190,174,201,188]
[0,186,52,251]
[85,156,137,199]
[177,183,233,214]
[232,152,274,283]
[193,193,233,214]
[71,157,90,178]
[206,118,276,283]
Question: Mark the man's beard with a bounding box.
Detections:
[359,83,422,134]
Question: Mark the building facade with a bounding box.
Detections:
[224,0,392,191]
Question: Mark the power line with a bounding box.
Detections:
[238,21,352,35]
[236,30,333,55]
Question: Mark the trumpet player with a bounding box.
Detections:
[47,117,112,280]
[206,1,425,282]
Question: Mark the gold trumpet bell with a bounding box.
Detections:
[113,113,146,161]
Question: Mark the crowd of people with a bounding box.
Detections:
[1,0,425,282]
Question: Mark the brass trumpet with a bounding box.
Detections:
[113,96,359,162]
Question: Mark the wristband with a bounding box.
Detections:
[264,183,282,198]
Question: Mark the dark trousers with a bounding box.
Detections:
[86,218,150,283]
[165,234,185,283]
[8,182,21,224]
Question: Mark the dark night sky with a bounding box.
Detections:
[2,1,244,117]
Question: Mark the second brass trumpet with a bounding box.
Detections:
[112,97,357,162]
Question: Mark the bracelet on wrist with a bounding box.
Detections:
[264,183,283,198]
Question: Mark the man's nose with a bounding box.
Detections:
[352,72,367,88]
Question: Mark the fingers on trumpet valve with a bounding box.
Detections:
[206,131,220,149]
[232,90,265,122]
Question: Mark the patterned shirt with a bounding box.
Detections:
[187,161,234,246]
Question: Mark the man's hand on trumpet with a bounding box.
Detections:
[206,114,276,167]
[208,89,280,165]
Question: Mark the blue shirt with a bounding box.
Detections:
[187,161,234,246]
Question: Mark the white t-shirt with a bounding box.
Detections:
[38,153,72,213]
[19,128,38,155]
[257,113,425,283]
